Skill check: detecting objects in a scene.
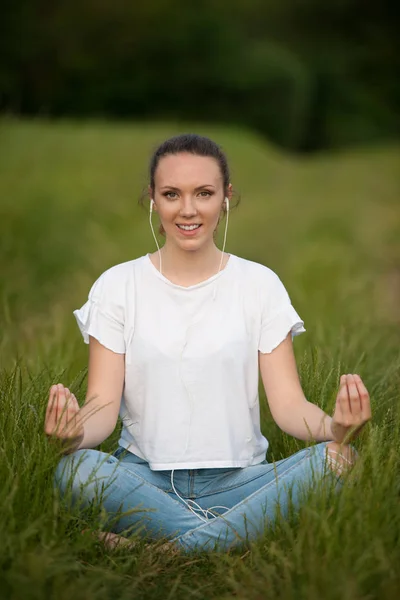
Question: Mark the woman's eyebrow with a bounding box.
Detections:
[160,185,216,191]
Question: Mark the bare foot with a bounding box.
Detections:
[156,541,181,555]
[81,529,180,554]
[96,531,137,550]
[81,529,137,550]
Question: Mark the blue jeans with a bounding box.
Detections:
[54,442,345,553]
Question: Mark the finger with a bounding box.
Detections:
[46,385,57,423]
[63,389,81,430]
[64,388,80,415]
[333,375,345,422]
[70,393,80,413]
[68,396,81,431]
[62,391,75,430]
[64,387,72,413]
[338,374,352,424]
[353,374,372,420]
[336,374,347,405]
[60,388,74,433]
[347,374,362,416]
[55,384,67,432]
[45,385,58,433]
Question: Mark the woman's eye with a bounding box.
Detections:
[163,191,212,199]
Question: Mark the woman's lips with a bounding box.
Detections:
[176,224,202,236]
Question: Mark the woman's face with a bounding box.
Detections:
[150,152,231,249]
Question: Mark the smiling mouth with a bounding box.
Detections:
[176,224,202,230]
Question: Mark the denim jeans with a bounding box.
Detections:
[54,441,345,553]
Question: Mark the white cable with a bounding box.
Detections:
[170,470,229,522]
[213,197,229,301]
[326,449,354,466]
[170,469,207,522]
[149,200,162,275]
[150,197,231,521]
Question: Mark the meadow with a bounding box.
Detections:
[0,118,399,599]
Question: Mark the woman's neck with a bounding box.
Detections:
[150,243,228,284]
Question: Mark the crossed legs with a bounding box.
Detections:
[55,442,358,552]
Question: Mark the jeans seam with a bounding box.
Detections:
[189,470,196,498]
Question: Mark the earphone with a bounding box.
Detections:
[149,194,230,522]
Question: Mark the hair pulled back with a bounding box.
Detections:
[139,133,240,237]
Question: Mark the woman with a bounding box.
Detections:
[45,134,371,554]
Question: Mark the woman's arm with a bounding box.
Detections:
[45,336,125,453]
[75,335,125,449]
[259,333,334,441]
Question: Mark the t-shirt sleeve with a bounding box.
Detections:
[258,267,306,354]
[73,267,126,354]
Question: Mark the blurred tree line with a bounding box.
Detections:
[0,0,398,151]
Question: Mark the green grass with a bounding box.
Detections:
[0,117,399,599]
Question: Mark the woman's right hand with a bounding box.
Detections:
[44,383,84,451]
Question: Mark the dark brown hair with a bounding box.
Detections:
[139,133,240,236]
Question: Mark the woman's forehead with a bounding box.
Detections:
[156,153,221,183]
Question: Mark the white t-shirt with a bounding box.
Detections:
[73,252,306,470]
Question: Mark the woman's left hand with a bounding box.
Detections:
[331,374,372,444]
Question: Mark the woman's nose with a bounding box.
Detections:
[179,198,198,216]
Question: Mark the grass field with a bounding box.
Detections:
[0,117,399,599]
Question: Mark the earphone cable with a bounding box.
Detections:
[150,197,231,522]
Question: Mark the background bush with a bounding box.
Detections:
[1,0,399,151]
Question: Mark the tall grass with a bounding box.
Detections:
[0,118,399,599]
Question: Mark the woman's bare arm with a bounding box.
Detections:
[75,335,125,449]
[45,336,125,453]
[259,333,334,441]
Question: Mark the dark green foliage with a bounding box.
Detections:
[0,0,398,151]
